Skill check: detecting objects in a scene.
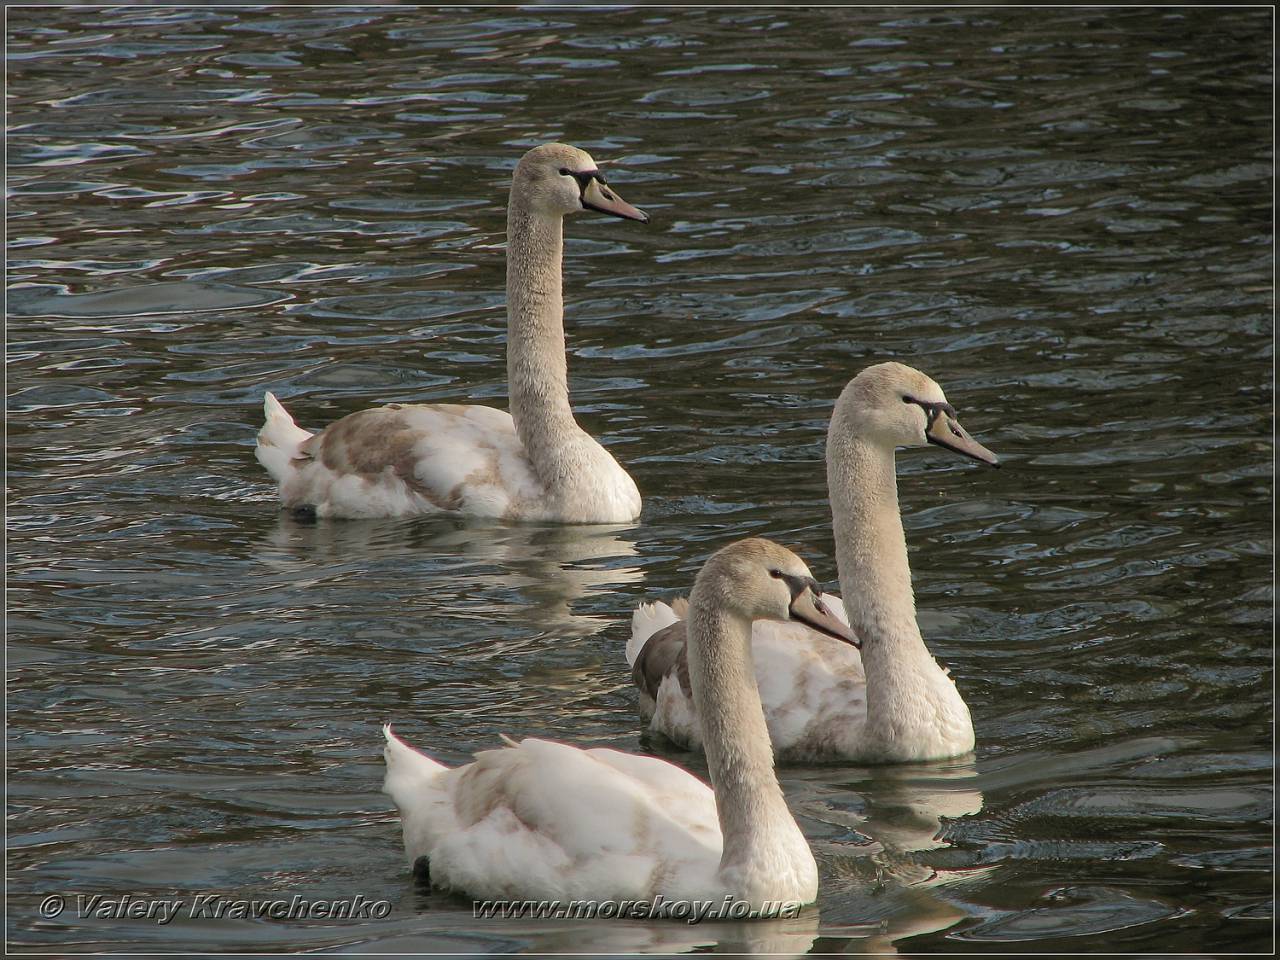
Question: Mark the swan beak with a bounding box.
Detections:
[787,583,861,649]
[581,176,650,223]
[927,411,1000,468]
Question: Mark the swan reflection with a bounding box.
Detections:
[392,889,821,956]
[804,756,990,949]
[258,514,643,637]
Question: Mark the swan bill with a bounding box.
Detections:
[788,587,861,648]
[580,176,649,223]
[925,410,1000,467]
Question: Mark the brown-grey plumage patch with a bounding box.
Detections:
[453,745,536,830]
[461,459,503,491]
[307,406,465,511]
[645,856,673,901]
[452,752,507,827]
[631,804,655,894]
[790,654,813,710]
[632,621,692,702]
[313,408,415,474]
[293,434,317,462]
[791,712,862,762]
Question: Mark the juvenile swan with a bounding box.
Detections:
[629,362,1000,763]
[383,538,854,912]
[256,143,648,522]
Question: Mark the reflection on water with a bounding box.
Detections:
[799,758,989,951]
[7,4,1272,955]
[443,911,824,957]
[261,515,643,638]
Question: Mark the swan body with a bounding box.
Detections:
[630,595,866,762]
[383,538,855,913]
[629,362,1000,763]
[256,143,648,523]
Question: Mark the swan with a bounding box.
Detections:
[382,538,855,913]
[255,143,649,522]
[628,362,1000,763]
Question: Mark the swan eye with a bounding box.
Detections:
[902,394,915,404]
[769,569,783,579]
[558,167,571,176]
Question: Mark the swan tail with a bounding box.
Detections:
[626,600,682,666]
[382,723,448,809]
[255,391,313,483]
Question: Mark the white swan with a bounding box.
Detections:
[255,143,648,522]
[382,538,855,913]
[629,362,1000,763]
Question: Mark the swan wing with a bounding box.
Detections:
[385,730,721,901]
[632,592,868,758]
[627,600,682,667]
[259,399,547,520]
[749,604,868,759]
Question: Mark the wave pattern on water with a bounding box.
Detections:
[7,5,1272,954]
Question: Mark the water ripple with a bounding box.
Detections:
[6,5,1271,955]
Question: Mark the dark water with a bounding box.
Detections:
[7,6,1273,954]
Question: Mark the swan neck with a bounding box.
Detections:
[825,409,975,760]
[505,199,580,460]
[685,590,804,882]
[827,429,925,653]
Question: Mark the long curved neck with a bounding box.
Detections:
[827,418,938,681]
[505,196,582,470]
[685,588,808,886]
[826,405,975,759]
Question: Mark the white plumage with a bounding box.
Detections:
[383,539,855,913]
[628,362,1001,763]
[256,398,618,521]
[383,729,724,903]
[256,143,648,523]
[629,596,865,761]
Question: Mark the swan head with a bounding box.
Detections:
[513,143,649,223]
[695,538,858,647]
[837,361,999,467]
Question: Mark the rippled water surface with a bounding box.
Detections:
[7,6,1273,954]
